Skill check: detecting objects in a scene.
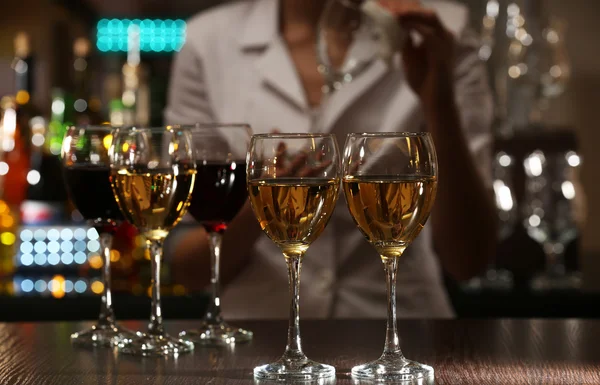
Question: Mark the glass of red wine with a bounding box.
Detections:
[62,125,134,347]
[179,123,253,345]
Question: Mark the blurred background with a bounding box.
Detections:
[0,0,598,320]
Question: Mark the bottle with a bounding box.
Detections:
[19,37,69,225]
[72,38,103,126]
[0,97,24,278]
[121,25,150,126]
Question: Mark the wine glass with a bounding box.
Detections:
[523,150,583,290]
[179,123,253,345]
[343,132,436,382]
[109,126,196,356]
[317,0,402,91]
[464,151,515,291]
[62,125,134,347]
[248,133,340,381]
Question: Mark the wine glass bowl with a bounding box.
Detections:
[317,0,382,91]
[62,125,134,347]
[109,126,196,356]
[248,133,340,381]
[342,132,436,382]
[523,149,582,290]
[178,123,253,346]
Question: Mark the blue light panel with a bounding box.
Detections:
[96,18,187,53]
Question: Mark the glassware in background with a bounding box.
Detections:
[343,132,436,382]
[317,0,380,92]
[464,151,516,291]
[317,0,410,92]
[523,149,583,290]
[109,126,196,356]
[478,0,571,136]
[179,124,253,346]
[248,133,340,381]
[62,125,133,346]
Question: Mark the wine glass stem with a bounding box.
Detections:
[148,240,164,335]
[204,231,223,324]
[544,243,564,275]
[98,232,115,327]
[382,257,404,359]
[283,254,306,360]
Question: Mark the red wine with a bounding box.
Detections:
[188,162,247,233]
[63,165,124,223]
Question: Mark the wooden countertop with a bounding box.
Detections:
[1,319,599,384]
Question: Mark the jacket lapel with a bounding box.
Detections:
[238,0,308,113]
[320,59,390,132]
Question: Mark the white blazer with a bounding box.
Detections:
[165,0,493,319]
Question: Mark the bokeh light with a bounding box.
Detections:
[96,18,186,53]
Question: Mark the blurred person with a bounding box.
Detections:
[165,0,497,318]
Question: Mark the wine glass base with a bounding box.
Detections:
[254,357,335,381]
[179,320,252,346]
[117,332,194,357]
[351,356,434,382]
[531,272,582,291]
[463,269,514,291]
[71,323,135,348]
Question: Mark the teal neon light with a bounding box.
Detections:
[96,19,186,53]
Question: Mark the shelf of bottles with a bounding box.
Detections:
[0,29,188,300]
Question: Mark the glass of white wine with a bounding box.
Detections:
[343,132,437,382]
[109,126,196,356]
[247,133,340,381]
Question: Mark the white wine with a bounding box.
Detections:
[248,178,339,257]
[112,168,196,240]
[343,175,437,259]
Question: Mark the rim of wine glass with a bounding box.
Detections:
[178,123,253,135]
[177,123,250,129]
[251,133,336,139]
[347,132,432,138]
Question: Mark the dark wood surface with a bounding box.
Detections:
[1,319,600,384]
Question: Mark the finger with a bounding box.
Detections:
[275,142,287,170]
[298,160,333,178]
[403,23,438,40]
[289,152,309,175]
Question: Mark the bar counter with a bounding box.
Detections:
[1,319,599,384]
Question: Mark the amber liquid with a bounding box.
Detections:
[248,178,339,257]
[111,168,196,240]
[343,175,437,259]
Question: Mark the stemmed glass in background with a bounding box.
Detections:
[62,125,134,347]
[343,132,437,381]
[179,124,253,345]
[317,0,402,91]
[464,151,516,291]
[523,150,583,290]
[109,126,196,356]
[247,133,340,381]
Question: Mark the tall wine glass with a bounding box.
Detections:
[62,125,134,347]
[179,123,253,345]
[248,133,340,381]
[109,126,196,356]
[343,132,437,382]
[464,151,516,291]
[523,150,583,290]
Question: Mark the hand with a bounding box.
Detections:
[274,142,332,178]
[379,1,456,112]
